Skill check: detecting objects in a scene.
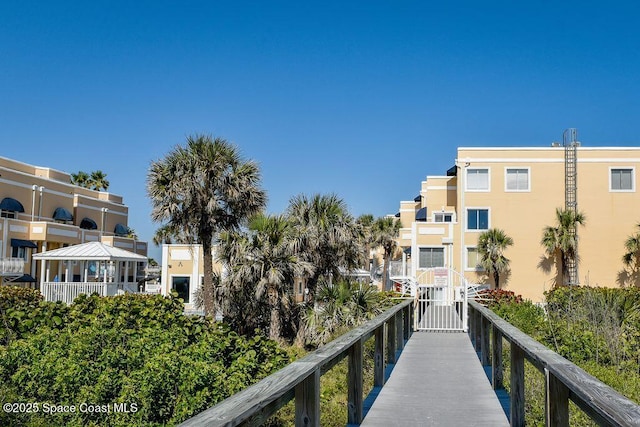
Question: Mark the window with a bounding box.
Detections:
[467,209,489,230]
[466,247,482,270]
[466,168,489,191]
[434,212,453,223]
[172,276,191,303]
[611,168,634,191]
[505,168,530,191]
[418,247,445,269]
[11,246,27,260]
[0,210,16,219]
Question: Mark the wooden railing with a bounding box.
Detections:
[468,300,640,427]
[179,299,414,426]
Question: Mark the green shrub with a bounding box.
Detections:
[0,286,69,345]
[0,293,290,426]
[492,286,640,425]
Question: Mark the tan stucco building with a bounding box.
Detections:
[394,145,640,302]
[0,156,147,287]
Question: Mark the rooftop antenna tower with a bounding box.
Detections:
[563,128,578,285]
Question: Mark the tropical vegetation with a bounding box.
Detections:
[619,223,640,286]
[486,286,640,425]
[211,195,393,345]
[147,135,266,316]
[477,228,513,289]
[70,170,110,191]
[372,216,401,290]
[286,193,361,303]
[0,289,290,426]
[541,207,586,286]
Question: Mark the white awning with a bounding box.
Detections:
[32,241,147,262]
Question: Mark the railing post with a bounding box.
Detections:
[409,300,414,335]
[481,315,490,366]
[374,324,385,387]
[545,368,569,427]
[348,338,364,424]
[492,327,503,390]
[475,310,481,346]
[387,312,397,364]
[510,342,525,427]
[468,304,474,341]
[395,311,403,352]
[295,369,320,426]
[403,304,410,342]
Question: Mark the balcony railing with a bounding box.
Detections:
[0,258,25,276]
[388,260,408,277]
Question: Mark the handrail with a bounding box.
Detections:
[179,298,414,427]
[469,300,640,427]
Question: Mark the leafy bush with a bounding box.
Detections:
[0,286,69,345]
[0,293,290,426]
[490,286,640,425]
[477,288,523,306]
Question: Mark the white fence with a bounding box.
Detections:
[41,282,120,304]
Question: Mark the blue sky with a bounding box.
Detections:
[2,1,640,260]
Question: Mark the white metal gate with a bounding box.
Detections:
[414,268,468,332]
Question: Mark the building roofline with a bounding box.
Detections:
[0,156,70,176]
[457,146,640,151]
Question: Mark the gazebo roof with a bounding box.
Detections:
[33,241,147,262]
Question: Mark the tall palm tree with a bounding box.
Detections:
[541,208,586,286]
[89,170,110,191]
[286,193,359,302]
[231,214,313,341]
[477,228,514,289]
[356,214,375,270]
[372,216,401,290]
[147,135,266,316]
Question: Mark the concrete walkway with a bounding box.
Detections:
[360,332,509,427]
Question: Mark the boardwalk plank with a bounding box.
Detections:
[360,332,509,427]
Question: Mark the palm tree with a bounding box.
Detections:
[618,223,640,286]
[147,134,266,316]
[152,223,191,245]
[356,214,375,270]
[126,226,138,240]
[89,170,110,191]
[286,193,359,302]
[303,279,381,345]
[622,224,640,268]
[372,216,401,290]
[233,214,314,341]
[477,228,513,289]
[71,171,90,187]
[541,208,586,286]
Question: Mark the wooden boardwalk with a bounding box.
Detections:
[360,332,509,427]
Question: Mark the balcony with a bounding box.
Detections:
[0,258,25,276]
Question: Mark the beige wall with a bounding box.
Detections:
[162,245,215,309]
[396,146,640,302]
[0,156,147,285]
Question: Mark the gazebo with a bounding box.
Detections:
[32,241,148,304]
